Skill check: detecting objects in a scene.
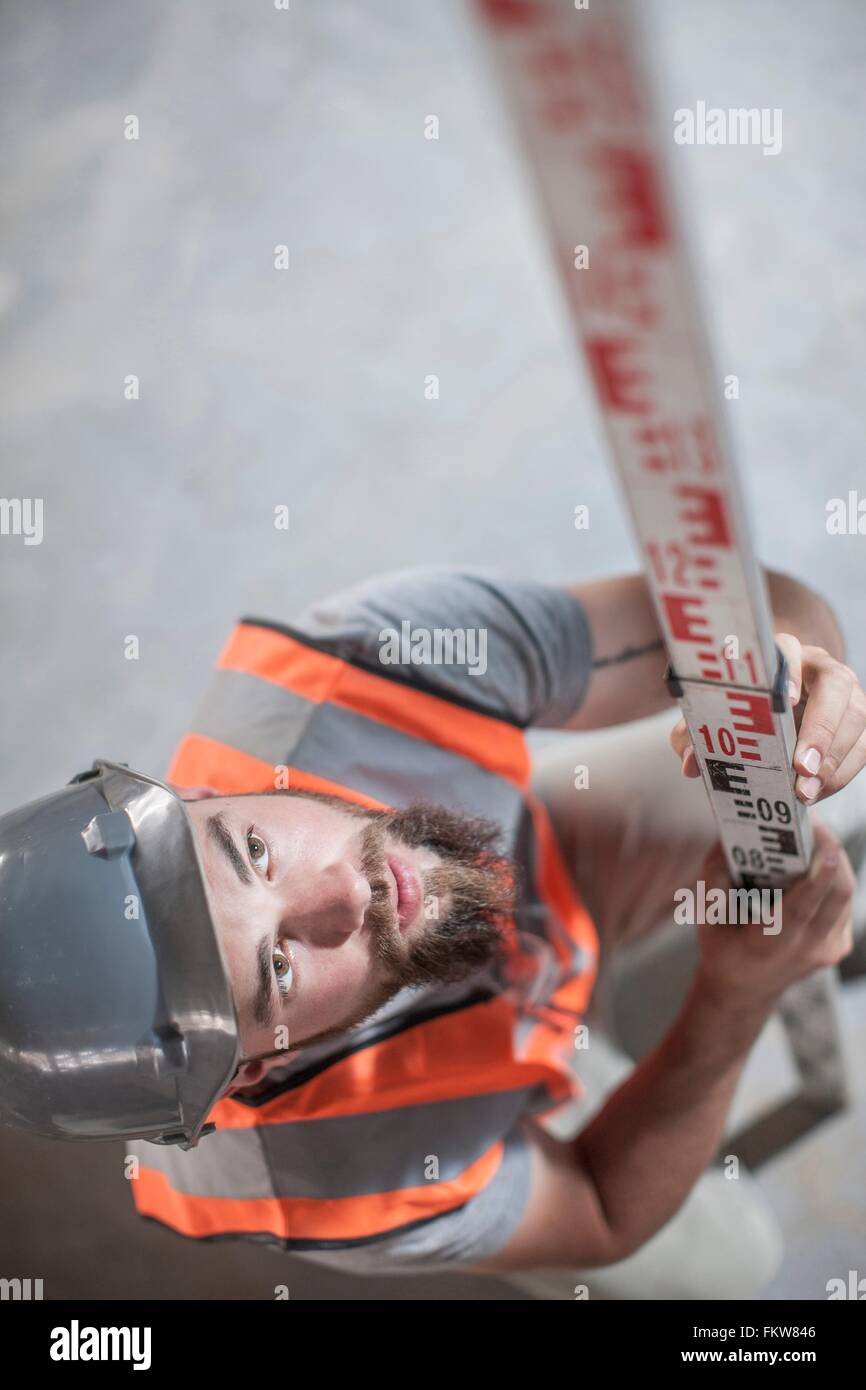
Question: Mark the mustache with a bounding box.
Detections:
[358,821,397,942]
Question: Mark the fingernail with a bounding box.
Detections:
[801,747,821,774]
[787,680,799,702]
[798,775,821,800]
[822,848,840,867]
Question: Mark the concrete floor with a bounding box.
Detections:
[1,0,864,1299]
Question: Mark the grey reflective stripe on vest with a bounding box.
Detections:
[193,669,316,765]
[127,1129,274,1200]
[127,1084,548,1201]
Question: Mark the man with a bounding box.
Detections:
[133,560,866,1290]
[1,563,863,1294]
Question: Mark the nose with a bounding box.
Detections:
[281,859,373,946]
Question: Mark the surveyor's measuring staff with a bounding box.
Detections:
[474,0,810,887]
[473,0,846,1156]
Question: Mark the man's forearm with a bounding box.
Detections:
[565,567,846,731]
[573,978,772,1262]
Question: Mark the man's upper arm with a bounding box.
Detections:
[464,1120,621,1274]
[560,575,671,730]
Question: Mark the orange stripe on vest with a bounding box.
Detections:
[207,994,574,1130]
[167,733,389,809]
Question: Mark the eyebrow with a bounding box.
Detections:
[206,812,253,886]
[205,813,281,1031]
[254,933,278,1030]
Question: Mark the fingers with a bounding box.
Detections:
[669,717,688,758]
[821,730,866,799]
[668,641,866,802]
[793,653,858,800]
[669,717,701,777]
[803,690,866,801]
[799,867,856,968]
[700,838,730,889]
[819,836,857,929]
[775,632,803,704]
[785,821,855,936]
[784,846,841,929]
[701,822,855,943]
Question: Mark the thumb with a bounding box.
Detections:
[700,838,731,891]
[774,631,803,706]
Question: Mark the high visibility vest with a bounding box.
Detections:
[128,617,598,1251]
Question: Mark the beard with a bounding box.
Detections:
[357,802,519,990]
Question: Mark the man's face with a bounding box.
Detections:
[181,789,514,1094]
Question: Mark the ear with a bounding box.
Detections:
[171,784,219,802]
[224,1056,288,1097]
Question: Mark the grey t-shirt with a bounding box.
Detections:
[291,563,593,730]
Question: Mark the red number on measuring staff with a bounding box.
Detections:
[697,723,736,756]
[662,592,711,642]
[635,423,689,474]
[676,485,732,549]
[722,649,759,683]
[635,419,722,478]
[647,540,690,587]
[726,690,774,736]
[590,145,670,249]
[584,337,651,413]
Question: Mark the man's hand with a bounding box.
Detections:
[694,820,856,1013]
[671,635,866,806]
[467,827,854,1274]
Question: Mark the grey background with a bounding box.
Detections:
[0,0,864,1300]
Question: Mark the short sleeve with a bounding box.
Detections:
[287,564,593,728]
[292,1122,533,1276]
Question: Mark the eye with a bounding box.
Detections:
[273,945,294,997]
[246,827,270,875]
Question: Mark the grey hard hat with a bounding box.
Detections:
[0,760,240,1148]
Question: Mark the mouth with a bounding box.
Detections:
[386,851,422,933]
